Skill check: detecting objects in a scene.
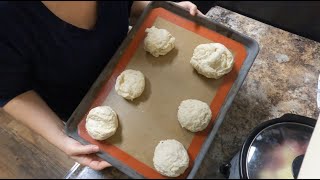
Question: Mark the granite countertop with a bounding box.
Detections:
[65,6,320,179]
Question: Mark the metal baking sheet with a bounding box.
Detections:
[66,1,259,179]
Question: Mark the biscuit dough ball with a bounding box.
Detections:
[177,99,212,132]
[144,26,175,57]
[190,43,234,79]
[85,106,118,140]
[153,139,189,177]
[115,69,145,100]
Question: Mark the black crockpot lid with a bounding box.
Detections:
[240,114,316,179]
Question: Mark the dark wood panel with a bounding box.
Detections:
[0,109,75,178]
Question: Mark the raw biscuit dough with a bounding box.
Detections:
[85,106,118,140]
[190,43,234,79]
[153,139,189,177]
[144,26,175,57]
[115,69,145,100]
[177,99,212,132]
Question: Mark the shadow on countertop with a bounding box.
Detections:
[191,1,320,42]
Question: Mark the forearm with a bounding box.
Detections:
[3,90,67,152]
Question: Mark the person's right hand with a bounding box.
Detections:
[62,136,111,171]
[3,90,111,171]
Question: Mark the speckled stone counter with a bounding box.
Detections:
[64,6,320,179]
[196,6,320,179]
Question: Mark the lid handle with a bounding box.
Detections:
[292,154,305,179]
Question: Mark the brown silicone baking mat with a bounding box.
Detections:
[66,2,259,179]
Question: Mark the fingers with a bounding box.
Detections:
[88,159,112,170]
[66,143,99,156]
[182,1,197,16]
[63,137,111,170]
[72,154,112,171]
[176,1,204,17]
[187,3,197,16]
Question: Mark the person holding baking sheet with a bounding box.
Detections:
[0,1,203,170]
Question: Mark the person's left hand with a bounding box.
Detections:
[174,1,205,17]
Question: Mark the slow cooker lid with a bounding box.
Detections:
[245,122,313,179]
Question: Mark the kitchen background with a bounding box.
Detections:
[1,1,319,179]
